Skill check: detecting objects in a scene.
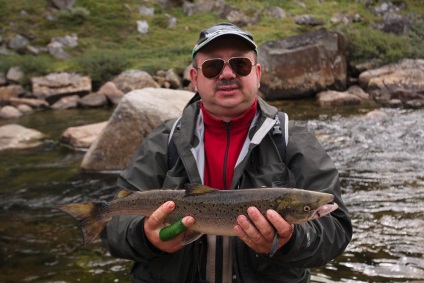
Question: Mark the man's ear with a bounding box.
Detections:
[189,67,199,92]
[255,64,262,88]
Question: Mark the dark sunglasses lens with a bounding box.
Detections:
[229,58,252,76]
[202,59,224,78]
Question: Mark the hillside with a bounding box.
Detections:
[1,0,423,89]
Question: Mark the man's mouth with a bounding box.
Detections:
[215,79,242,92]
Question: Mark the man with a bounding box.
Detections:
[101,22,352,282]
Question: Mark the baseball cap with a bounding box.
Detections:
[192,22,257,58]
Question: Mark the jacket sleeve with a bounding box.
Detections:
[272,121,352,267]
[100,120,175,262]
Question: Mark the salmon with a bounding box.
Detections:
[59,183,338,247]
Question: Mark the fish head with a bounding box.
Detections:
[275,189,338,224]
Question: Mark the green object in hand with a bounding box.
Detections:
[159,219,187,241]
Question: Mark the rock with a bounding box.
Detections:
[156,69,182,89]
[331,13,363,25]
[165,69,182,89]
[263,6,286,19]
[293,14,325,26]
[50,95,80,110]
[347,85,370,100]
[60,121,108,149]
[226,9,256,27]
[80,88,195,172]
[362,109,389,121]
[183,0,216,16]
[8,34,30,53]
[97,82,124,105]
[165,13,177,28]
[31,72,92,104]
[137,20,149,34]
[6,67,24,83]
[388,99,403,107]
[0,85,26,102]
[112,70,159,93]
[78,92,108,108]
[358,59,424,103]
[376,13,412,35]
[138,6,154,16]
[259,28,347,100]
[52,33,78,48]
[0,73,7,86]
[9,97,49,109]
[374,2,404,15]
[17,104,33,114]
[0,105,23,119]
[316,90,361,106]
[0,124,45,151]
[405,99,424,108]
[47,41,70,59]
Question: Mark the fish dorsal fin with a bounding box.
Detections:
[184,183,218,196]
[114,189,133,200]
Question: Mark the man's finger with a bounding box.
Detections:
[247,207,275,241]
[146,201,175,228]
[159,219,187,241]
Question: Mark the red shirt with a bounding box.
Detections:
[201,100,257,190]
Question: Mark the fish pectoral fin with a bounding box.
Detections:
[183,183,219,197]
[269,232,279,257]
[180,230,204,245]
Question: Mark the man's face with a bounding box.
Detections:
[190,37,261,121]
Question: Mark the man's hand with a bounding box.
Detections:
[234,207,294,255]
[144,201,195,253]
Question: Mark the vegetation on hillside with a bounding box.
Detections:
[1,0,423,89]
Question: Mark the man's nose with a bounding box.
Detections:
[219,62,236,79]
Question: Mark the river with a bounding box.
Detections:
[0,101,423,282]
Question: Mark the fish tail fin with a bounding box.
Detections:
[59,202,110,246]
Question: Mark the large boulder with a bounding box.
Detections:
[258,28,347,100]
[31,72,92,104]
[0,124,45,151]
[80,88,194,172]
[358,59,424,103]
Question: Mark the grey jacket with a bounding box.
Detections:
[100,95,352,283]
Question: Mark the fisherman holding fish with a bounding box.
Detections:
[61,23,352,282]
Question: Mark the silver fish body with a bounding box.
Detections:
[59,184,338,245]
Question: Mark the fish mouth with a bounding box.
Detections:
[307,202,339,221]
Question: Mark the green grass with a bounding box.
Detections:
[1,0,423,89]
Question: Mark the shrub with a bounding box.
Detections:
[0,55,53,88]
[57,6,90,25]
[345,26,411,64]
[74,51,130,90]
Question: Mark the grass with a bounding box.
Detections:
[1,0,424,89]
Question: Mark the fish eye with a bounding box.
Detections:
[303,205,311,212]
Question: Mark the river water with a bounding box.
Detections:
[0,101,423,282]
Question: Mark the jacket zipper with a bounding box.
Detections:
[223,122,231,190]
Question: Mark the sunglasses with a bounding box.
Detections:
[197,57,255,79]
